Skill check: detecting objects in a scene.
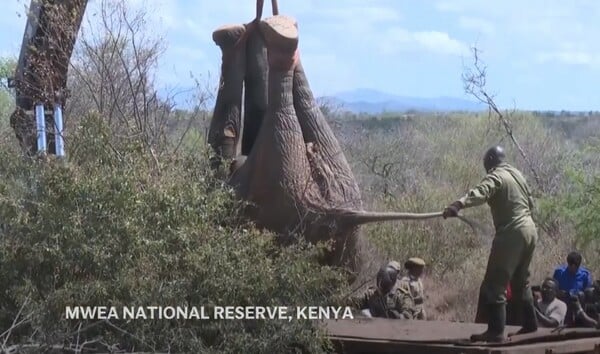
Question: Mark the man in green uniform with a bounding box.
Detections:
[398,257,427,320]
[353,264,414,319]
[443,146,538,342]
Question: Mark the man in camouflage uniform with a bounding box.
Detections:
[353,264,414,319]
[443,146,539,342]
[398,257,427,320]
[387,260,402,273]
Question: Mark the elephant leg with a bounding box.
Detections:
[208,24,246,166]
[242,28,268,156]
[292,60,367,274]
[231,15,321,232]
[292,61,362,210]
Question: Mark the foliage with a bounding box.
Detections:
[0,57,16,130]
[337,111,600,320]
[561,142,600,270]
[0,0,598,344]
[0,115,347,353]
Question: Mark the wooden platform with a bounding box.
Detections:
[324,318,600,354]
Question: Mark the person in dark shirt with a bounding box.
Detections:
[553,251,593,300]
[352,264,413,319]
[569,281,600,328]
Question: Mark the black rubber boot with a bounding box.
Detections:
[509,297,538,336]
[474,292,488,324]
[470,303,506,343]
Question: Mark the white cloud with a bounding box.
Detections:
[435,0,600,71]
[413,31,469,55]
[385,28,469,56]
[537,51,595,66]
[318,6,401,23]
[458,16,495,35]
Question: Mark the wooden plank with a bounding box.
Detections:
[325,319,600,354]
[330,336,600,354]
[331,338,489,354]
[324,318,523,343]
[324,319,600,345]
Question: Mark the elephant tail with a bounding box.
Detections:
[336,210,442,224]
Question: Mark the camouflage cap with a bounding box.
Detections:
[405,257,426,267]
[387,261,402,272]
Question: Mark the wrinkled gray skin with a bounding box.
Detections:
[242,26,268,155]
[208,24,246,165]
[209,16,439,282]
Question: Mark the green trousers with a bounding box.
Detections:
[475,294,523,325]
[479,222,538,305]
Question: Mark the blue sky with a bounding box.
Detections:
[1,0,599,111]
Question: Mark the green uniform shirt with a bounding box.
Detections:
[398,275,426,320]
[459,163,535,232]
[352,286,413,319]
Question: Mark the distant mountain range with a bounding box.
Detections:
[325,88,486,114]
[167,87,487,113]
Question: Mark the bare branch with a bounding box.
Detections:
[462,46,544,192]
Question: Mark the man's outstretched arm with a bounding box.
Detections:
[443,172,502,218]
[459,173,503,208]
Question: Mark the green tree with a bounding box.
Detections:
[0,57,16,131]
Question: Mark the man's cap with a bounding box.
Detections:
[405,257,426,267]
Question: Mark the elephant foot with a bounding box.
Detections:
[260,15,299,71]
[212,24,246,47]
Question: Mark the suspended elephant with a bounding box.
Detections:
[209,14,447,281]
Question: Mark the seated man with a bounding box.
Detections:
[534,278,567,328]
[398,257,426,320]
[571,281,600,328]
[352,264,413,319]
[553,251,593,300]
[387,260,402,274]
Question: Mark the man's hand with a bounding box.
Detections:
[443,201,463,219]
[570,294,583,312]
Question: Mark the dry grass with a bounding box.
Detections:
[418,233,578,322]
[423,248,488,322]
[338,112,600,323]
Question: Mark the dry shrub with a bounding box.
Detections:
[0,115,347,353]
